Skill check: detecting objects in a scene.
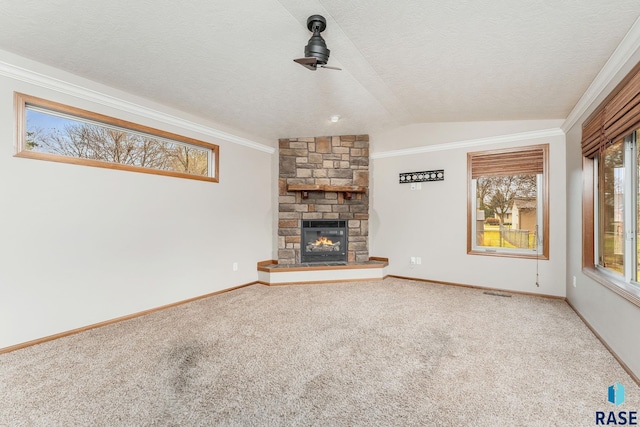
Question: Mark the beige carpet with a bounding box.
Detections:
[1,277,638,426]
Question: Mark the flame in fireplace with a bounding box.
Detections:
[313,236,334,246]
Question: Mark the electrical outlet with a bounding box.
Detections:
[233,262,238,272]
[410,183,416,190]
[572,276,576,288]
[410,257,416,264]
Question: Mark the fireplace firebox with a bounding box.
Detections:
[301,220,348,263]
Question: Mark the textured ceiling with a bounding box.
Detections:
[0,0,639,145]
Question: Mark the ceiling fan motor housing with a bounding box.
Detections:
[304,15,330,64]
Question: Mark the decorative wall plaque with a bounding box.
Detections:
[399,170,444,184]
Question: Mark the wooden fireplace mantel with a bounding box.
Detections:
[287,184,367,200]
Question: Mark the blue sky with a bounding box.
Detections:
[26,109,77,132]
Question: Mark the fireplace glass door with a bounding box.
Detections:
[301,220,348,263]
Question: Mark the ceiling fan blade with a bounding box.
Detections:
[294,57,317,65]
[294,57,318,70]
[320,65,342,71]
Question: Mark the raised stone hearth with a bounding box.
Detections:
[257,258,388,285]
[278,135,369,264]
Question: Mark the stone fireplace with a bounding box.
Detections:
[278,135,369,264]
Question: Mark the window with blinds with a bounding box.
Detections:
[582,65,640,158]
[467,144,549,258]
[582,60,640,299]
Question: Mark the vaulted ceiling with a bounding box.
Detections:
[1,1,639,146]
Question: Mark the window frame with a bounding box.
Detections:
[467,144,550,259]
[580,58,640,308]
[584,136,640,308]
[14,92,219,183]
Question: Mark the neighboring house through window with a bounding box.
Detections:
[512,198,537,231]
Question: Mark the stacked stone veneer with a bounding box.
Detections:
[278,135,369,264]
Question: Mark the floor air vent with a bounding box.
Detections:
[483,291,512,298]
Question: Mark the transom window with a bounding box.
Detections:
[468,144,549,259]
[15,93,219,182]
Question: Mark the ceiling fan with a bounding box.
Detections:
[293,15,342,71]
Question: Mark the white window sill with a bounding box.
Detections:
[583,267,640,308]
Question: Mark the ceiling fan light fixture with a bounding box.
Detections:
[293,15,341,72]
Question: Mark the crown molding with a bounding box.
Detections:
[370,128,564,159]
[0,60,276,154]
[562,16,640,133]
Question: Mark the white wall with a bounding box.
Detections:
[565,49,640,378]
[372,119,564,152]
[0,54,274,349]
[370,121,566,297]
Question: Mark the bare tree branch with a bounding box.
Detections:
[26,122,208,177]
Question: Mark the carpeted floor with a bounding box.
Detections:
[0,277,638,426]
